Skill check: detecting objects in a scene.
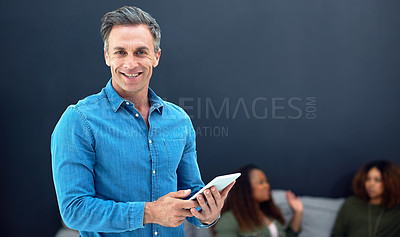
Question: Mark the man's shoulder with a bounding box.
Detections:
[162,100,184,112]
[161,100,191,118]
[70,88,108,111]
[59,88,109,123]
[77,89,107,106]
[148,88,189,118]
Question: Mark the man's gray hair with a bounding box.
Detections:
[100,6,161,53]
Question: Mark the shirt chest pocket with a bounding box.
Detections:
[163,139,185,177]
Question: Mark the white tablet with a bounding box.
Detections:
[189,173,241,200]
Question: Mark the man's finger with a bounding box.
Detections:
[176,208,194,218]
[220,181,235,199]
[179,199,199,209]
[203,189,217,209]
[210,186,222,207]
[190,207,201,219]
[165,189,191,198]
[210,186,221,200]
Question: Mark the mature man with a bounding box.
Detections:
[51,6,233,237]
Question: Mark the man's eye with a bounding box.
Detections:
[116,51,126,55]
[136,50,145,55]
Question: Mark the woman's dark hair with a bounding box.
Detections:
[219,164,285,232]
[352,160,400,209]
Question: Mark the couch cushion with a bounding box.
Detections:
[272,189,345,237]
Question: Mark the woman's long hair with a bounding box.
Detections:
[352,160,400,209]
[220,164,285,232]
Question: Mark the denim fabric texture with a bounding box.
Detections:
[51,79,208,236]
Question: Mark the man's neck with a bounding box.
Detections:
[128,95,150,111]
[125,91,151,129]
[112,84,152,127]
[120,87,150,111]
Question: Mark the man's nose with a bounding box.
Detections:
[124,55,138,68]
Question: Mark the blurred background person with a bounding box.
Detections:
[331,160,400,237]
[213,164,303,237]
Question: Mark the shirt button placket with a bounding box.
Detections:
[149,138,156,202]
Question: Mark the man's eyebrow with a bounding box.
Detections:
[112,46,150,51]
[112,46,126,51]
[136,46,150,51]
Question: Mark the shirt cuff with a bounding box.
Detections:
[128,202,146,230]
[186,214,220,228]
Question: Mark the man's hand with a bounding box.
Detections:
[143,189,198,227]
[190,181,235,225]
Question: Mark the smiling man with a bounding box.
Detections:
[51,6,234,237]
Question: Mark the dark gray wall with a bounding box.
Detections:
[1,0,399,236]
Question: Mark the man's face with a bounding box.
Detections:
[104,24,161,99]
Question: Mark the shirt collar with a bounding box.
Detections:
[148,87,164,114]
[105,79,164,114]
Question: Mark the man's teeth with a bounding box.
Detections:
[124,73,139,77]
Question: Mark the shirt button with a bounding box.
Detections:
[126,102,130,105]
[154,231,158,235]
[153,170,156,175]
[149,140,152,144]
[135,113,139,117]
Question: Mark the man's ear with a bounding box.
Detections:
[104,49,110,66]
[153,49,161,68]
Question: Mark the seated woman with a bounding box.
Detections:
[213,164,303,237]
[331,160,400,237]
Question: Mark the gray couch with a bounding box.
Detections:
[55,189,345,237]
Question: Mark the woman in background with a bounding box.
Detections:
[213,164,303,237]
[331,160,400,237]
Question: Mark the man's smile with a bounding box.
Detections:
[121,72,142,78]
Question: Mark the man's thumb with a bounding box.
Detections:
[168,189,191,198]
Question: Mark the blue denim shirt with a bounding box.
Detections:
[51,80,208,236]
